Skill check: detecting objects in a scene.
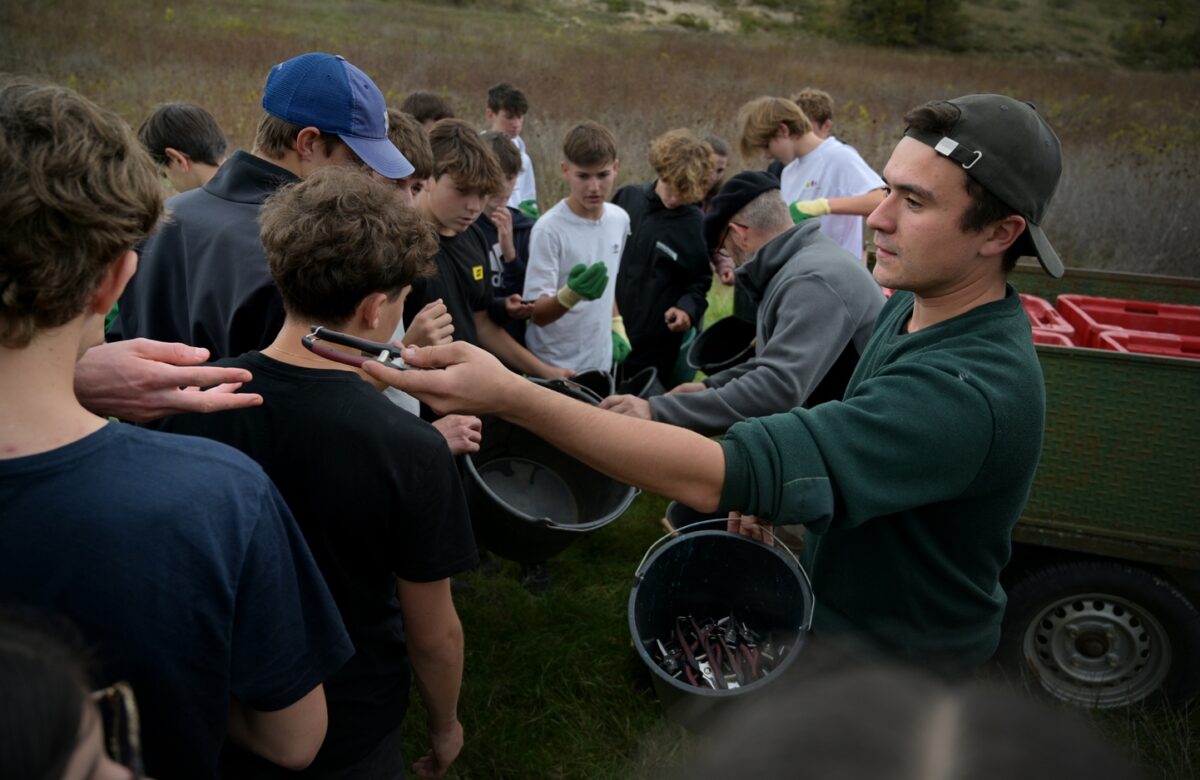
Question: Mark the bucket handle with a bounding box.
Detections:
[633,518,814,630]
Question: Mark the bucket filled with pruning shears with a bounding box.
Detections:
[627,521,814,730]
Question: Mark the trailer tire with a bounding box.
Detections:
[997,559,1200,708]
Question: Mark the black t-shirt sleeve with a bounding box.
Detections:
[388,431,479,582]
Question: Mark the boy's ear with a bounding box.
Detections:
[163,147,191,171]
[356,292,391,331]
[776,122,791,139]
[91,250,138,314]
[485,108,496,124]
[293,127,324,161]
[612,159,620,175]
[560,161,570,178]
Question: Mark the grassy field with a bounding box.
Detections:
[2,0,1197,276]
[2,0,1198,776]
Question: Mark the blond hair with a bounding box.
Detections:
[736,97,811,160]
[648,129,713,205]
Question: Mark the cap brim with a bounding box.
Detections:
[1027,223,1064,278]
[703,213,730,253]
[341,134,415,179]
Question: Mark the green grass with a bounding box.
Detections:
[401,493,695,778]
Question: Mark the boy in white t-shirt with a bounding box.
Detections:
[524,121,630,373]
[739,96,884,260]
[486,82,539,220]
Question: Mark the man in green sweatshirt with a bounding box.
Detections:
[365,94,1064,674]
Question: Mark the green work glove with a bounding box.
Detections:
[789,198,831,223]
[612,315,632,364]
[517,199,540,220]
[556,262,609,309]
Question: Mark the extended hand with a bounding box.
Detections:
[789,198,831,222]
[556,262,609,308]
[504,294,534,321]
[405,299,455,347]
[598,393,651,420]
[360,342,525,418]
[663,307,692,333]
[74,339,263,422]
[431,414,483,455]
[412,718,463,778]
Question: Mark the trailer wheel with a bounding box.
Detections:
[998,560,1200,708]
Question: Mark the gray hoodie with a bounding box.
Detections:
[650,221,883,435]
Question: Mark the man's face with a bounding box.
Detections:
[868,137,992,297]
[561,159,618,219]
[709,154,728,188]
[424,173,487,236]
[487,108,524,139]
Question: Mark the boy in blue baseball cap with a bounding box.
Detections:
[113,52,412,360]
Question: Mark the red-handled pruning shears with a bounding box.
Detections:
[300,326,414,371]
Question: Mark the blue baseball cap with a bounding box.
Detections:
[262,52,414,179]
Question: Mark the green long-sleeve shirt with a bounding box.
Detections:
[719,286,1044,672]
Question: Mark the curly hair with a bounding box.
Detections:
[736,96,811,160]
[0,77,163,348]
[649,129,714,205]
[791,88,834,127]
[259,166,438,324]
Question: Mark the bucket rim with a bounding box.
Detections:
[464,449,639,533]
[627,529,814,698]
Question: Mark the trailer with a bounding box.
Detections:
[997,263,1200,708]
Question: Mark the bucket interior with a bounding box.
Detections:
[571,369,615,399]
[631,531,810,695]
[471,416,635,529]
[617,366,663,399]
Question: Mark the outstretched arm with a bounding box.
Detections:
[362,342,725,511]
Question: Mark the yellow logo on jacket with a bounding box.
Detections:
[472,265,484,281]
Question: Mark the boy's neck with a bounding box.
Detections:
[0,323,106,459]
[261,320,385,389]
[792,132,825,160]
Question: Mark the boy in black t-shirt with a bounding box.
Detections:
[403,118,569,379]
[156,167,479,778]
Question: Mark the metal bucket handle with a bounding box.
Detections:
[633,518,815,630]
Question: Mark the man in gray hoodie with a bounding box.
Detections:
[601,171,884,436]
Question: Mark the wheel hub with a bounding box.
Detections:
[1023,592,1171,708]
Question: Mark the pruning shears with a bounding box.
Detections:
[300,326,414,371]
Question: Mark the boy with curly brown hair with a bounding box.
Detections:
[611,128,714,386]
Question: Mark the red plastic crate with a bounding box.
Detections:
[1020,294,1074,338]
[1055,295,1200,347]
[1032,329,1075,347]
[1095,330,1200,361]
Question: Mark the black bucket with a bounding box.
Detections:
[660,500,722,536]
[687,316,756,373]
[616,366,664,399]
[463,381,638,563]
[570,368,615,400]
[628,522,814,730]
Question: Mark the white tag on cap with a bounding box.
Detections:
[934,137,959,157]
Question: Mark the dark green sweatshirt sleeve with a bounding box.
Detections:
[718,358,997,532]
